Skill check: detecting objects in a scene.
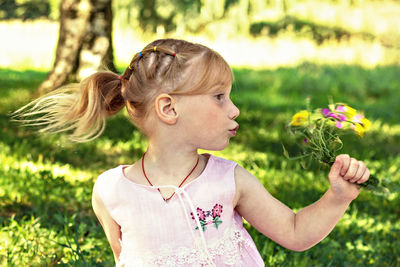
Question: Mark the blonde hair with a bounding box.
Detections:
[11,39,233,142]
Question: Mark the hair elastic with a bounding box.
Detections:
[128,65,133,70]
[139,51,143,58]
[173,52,176,57]
[154,46,157,52]
[118,75,122,80]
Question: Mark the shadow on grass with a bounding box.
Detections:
[233,63,400,124]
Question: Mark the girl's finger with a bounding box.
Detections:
[343,158,359,180]
[349,161,366,183]
[339,154,350,176]
[357,168,370,184]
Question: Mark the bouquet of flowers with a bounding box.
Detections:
[284,101,385,193]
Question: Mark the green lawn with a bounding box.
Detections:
[1,65,399,266]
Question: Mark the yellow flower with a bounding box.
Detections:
[354,124,366,137]
[343,105,357,118]
[291,110,309,126]
[361,117,371,130]
[354,118,371,137]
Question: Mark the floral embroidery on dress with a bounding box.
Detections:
[190,204,223,231]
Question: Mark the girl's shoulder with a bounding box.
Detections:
[201,154,238,183]
[97,165,123,181]
[93,165,124,195]
[206,153,238,170]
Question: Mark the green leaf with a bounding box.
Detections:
[213,217,223,229]
[300,159,307,169]
[281,143,290,159]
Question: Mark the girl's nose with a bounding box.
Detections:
[230,101,240,120]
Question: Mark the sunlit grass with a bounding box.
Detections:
[289,1,400,37]
[0,20,58,70]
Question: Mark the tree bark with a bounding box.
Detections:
[38,0,116,94]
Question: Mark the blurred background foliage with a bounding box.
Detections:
[1,0,400,266]
[2,0,400,70]
[0,0,58,20]
[2,0,400,42]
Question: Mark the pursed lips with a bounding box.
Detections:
[229,125,239,136]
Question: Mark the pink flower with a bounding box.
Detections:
[322,107,346,121]
[335,121,343,129]
[212,204,223,218]
[329,113,339,119]
[191,208,206,221]
[338,114,347,121]
[322,108,331,116]
[336,105,346,112]
[352,114,364,123]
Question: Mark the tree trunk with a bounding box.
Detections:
[38,0,116,94]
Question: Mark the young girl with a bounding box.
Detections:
[14,39,370,266]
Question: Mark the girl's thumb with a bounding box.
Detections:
[329,156,343,180]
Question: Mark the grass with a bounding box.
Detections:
[1,65,400,266]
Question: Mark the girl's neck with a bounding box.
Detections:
[143,142,201,182]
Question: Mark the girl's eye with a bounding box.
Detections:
[215,94,224,100]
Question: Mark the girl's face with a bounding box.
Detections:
[176,85,240,151]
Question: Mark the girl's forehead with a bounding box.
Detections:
[207,83,232,94]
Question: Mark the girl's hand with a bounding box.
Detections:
[328,154,370,201]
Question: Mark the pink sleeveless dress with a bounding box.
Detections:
[93,154,265,266]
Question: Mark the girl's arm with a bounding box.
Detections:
[234,154,369,251]
[92,188,123,264]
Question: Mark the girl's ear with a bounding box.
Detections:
[155,94,178,125]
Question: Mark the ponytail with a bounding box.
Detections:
[11,72,125,142]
